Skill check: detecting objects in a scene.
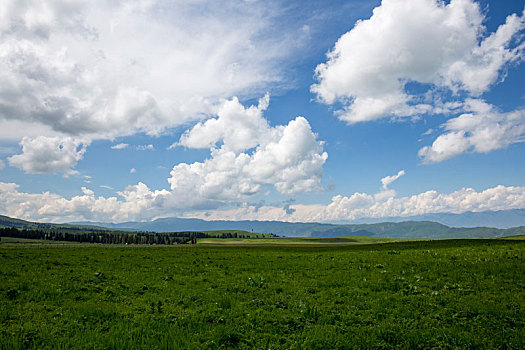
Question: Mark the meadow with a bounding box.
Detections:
[1,238,524,349]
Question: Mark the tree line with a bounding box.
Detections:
[0,227,249,245]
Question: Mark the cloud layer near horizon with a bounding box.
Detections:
[1,180,524,224]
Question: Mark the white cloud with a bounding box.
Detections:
[187,184,525,223]
[312,0,525,123]
[111,143,128,150]
[136,144,154,151]
[0,120,58,141]
[372,170,406,202]
[100,185,113,190]
[0,181,170,222]
[8,136,87,175]
[1,180,525,223]
[0,0,313,174]
[320,185,525,222]
[381,170,405,190]
[419,99,525,163]
[2,96,328,216]
[168,96,328,205]
[130,168,136,174]
[177,94,270,152]
[0,0,303,140]
[422,129,434,136]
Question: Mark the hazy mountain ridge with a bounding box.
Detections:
[344,209,525,229]
[3,209,525,239]
[66,210,525,238]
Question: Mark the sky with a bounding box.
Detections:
[0,0,524,224]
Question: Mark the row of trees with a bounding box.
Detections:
[0,227,204,245]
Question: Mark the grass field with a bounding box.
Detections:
[1,239,524,349]
[196,236,405,245]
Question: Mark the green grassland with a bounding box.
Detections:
[1,239,524,349]
[197,236,404,245]
[0,236,77,244]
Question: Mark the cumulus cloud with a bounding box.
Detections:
[177,94,270,152]
[186,184,525,223]
[419,99,525,163]
[320,185,525,222]
[312,0,525,123]
[169,96,328,203]
[111,143,128,150]
[8,136,87,175]
[0,181,170,222]
[130,168,136,174]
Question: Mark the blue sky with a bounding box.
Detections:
[0,0,524,223]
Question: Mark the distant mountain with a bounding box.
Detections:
[345,209,525,229]
[70,216,525,239]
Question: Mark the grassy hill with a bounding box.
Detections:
[0,215,115,232]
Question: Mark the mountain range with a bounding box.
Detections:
[343,209,525,229]
[65,209,525,239]
[68,217,524,239]
[2,209,525,239]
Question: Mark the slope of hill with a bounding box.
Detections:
[0,215,113,231]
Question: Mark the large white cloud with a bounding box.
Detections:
[8,136,88,175]
[169,96,328,203]
[312,0,525,124]
[0,0,305,143]
[419,99,525,163]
